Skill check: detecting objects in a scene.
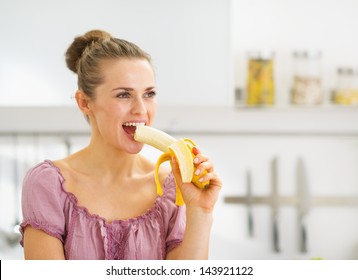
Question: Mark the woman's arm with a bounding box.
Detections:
[166,207,213,259]
[23,226,65,260]
[166,147,222,260]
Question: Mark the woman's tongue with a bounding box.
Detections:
[123,125,136,137]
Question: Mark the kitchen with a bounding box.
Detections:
[1,0,358,260]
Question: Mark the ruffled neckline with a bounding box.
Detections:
[43,159,173,226]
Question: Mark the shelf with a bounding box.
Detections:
[0,105,358,136]
[224,195,358,207]
[154,105,358,136]
[0,106,90,135]
[234,104,358,112]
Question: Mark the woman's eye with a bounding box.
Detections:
[116,92,131,98]
[145,91,156,98]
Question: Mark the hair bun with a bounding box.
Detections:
[65,29,112,73]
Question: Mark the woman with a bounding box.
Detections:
[20,30,222,260]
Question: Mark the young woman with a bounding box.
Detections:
[20,30,222,260]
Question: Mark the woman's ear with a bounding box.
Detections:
[75,90,92,115]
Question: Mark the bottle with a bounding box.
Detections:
[246,51,275,106]
[333,67,358,105]
[291,50,323,105]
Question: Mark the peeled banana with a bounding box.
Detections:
[134,125,209,206]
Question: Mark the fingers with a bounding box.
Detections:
[192,146,200,156]
[197,171,222,188]
[170,156,183,186]
[171,146,222,190]
[194,148,222,189]
[193,148,213,177]
[194,161,213,178]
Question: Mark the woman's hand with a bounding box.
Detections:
[170,146,222,212]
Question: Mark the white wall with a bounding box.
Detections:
[231,0,358,105]
[0,0,231,106]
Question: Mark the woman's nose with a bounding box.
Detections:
[131,97,147,115]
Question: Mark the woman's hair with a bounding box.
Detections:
[65,29,151,98]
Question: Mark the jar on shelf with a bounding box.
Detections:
[332,67,358,105]
[291,50,323,105]
[246,51,275,106]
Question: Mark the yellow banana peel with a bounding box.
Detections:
[134,125,209,206]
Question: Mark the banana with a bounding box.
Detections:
[134,125,209,206]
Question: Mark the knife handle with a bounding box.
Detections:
[273,217,280,253]
[301,221,307,253]
[248,209,254,237]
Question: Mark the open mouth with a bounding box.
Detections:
[122,122,146,137]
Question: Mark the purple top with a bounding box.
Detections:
[20,160,186,260]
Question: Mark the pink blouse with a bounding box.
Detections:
[20,160,186,260]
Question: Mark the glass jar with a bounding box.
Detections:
[246,51,275,106]
[333,67,358,105]
[291,50,323,105]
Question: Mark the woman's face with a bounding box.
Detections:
[88,58,157,154]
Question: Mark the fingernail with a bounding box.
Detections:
[194,157,199,164]
[195,168,201,176]
[198,177,204,182]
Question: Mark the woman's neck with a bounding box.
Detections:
[70,136,141,181]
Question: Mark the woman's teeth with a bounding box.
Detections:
[122,122,146,137]
[123,122,146,127]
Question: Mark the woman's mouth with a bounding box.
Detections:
[122,122,146,138]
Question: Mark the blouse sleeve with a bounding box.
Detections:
[160,173,186,254]
[20,161,66,245]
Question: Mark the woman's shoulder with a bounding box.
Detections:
[26,160,64,180]
[21,160,68,245]
[23,160,65,195]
